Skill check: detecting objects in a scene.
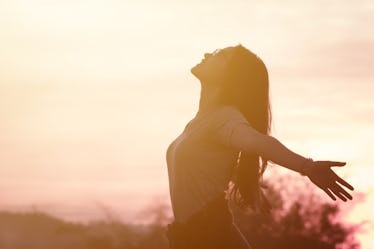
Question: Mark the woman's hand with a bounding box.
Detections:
[305,161,354,201]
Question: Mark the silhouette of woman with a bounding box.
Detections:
[166,45,354,249]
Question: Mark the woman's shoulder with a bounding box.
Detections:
[208,105,249,130]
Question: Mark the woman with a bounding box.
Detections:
[166,45,354,249]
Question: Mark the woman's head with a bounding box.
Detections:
[194,44,272,211]
[192,45,270,130]
[191,46,236,85]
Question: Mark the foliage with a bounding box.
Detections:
[0,210,167,249]
[231,173,361,249]
[0,174,361,249]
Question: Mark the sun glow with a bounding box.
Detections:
[307,141,359,161]
[1,0,373,248]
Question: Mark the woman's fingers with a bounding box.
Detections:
[333,182,353,200]
[322,188,336,201]
[330,185,352,201]
[336,176,354,191]
[335,192,347,202]
[338,187,353,200]
[326,161,346,167]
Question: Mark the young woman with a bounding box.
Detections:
[166,45,354,249]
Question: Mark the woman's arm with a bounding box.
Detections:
[230,123,354,201]
[230,124,308,172]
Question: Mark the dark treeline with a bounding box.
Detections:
[0,174,362,249]
[230,174,362,249]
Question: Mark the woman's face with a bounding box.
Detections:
[191,46,235,84]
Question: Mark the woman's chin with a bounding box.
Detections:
[191,64,200,77]
[192,61,205,74]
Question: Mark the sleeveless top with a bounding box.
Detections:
[166,106,250,223]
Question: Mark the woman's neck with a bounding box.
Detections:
[197,83,221,116]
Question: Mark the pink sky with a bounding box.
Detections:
[0,0,373,247]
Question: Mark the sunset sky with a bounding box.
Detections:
[1,0,373,247]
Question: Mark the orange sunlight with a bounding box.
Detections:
[0,0,373,248]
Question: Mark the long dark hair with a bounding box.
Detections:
[218,45,272,211]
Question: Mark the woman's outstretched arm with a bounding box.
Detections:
[229,124,354,201]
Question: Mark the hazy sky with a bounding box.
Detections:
[1,0,373,247]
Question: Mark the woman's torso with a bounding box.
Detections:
[166,106,248,223]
